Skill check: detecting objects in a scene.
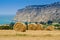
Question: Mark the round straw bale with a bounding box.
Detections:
[28,23,37,30]
[36,24,44,30]
[46,25,54,31]
[13,22,26,32]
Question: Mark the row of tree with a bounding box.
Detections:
[0,20,60,30]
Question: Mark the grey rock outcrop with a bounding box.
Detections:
[15,2,60,23]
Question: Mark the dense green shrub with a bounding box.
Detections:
[9,22,15,26]
[0,22,15,30]
[59,22,60,24]
[35,22,38,24]
[53,24,60,27]
[0,26,10,30]
[9,22,15,29]
[47,20,53,25]
[40,22,46,25]
[53,24,60,30]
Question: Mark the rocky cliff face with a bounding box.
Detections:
[15,2,60,23]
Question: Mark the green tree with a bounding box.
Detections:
[9,22,15,29]
[47,20,53,25]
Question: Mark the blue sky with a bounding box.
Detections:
[0,0,60,15]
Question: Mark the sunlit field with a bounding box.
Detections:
[0,0,60,40]
[0,30,60,40]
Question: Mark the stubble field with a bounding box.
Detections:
[0,30,60,40]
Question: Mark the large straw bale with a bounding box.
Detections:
[28,23,37,30]
[13,22,26,32]
[46,25,54,31]
[36,24,44,30]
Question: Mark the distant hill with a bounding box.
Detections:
[15,2,60,23]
